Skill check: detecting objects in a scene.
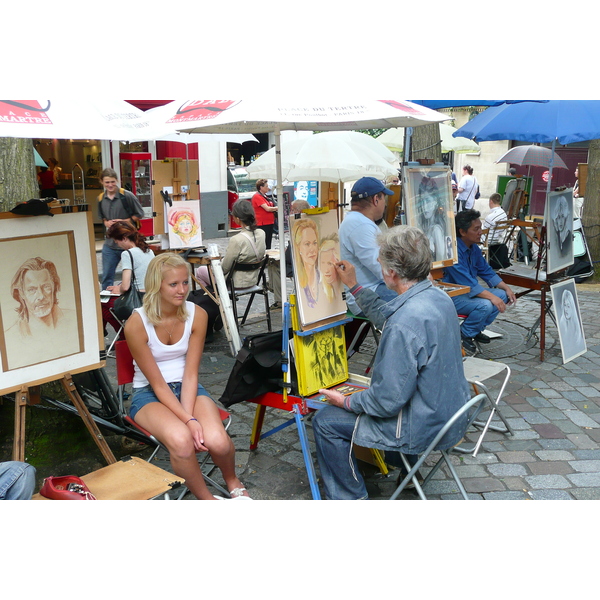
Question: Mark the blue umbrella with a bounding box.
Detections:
[453,100,600,196]
[452,100,600,144]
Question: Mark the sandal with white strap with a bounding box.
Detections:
[228,487,252,500]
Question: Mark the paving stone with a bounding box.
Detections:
[527,461,573,476]
[566,433,598,450]
[497,450,537,463]
[566,473,600,487]
[568,459,600,472]
[525,474,572,489]
[532,423,566,438]
[488,463,528,477]
[538,439,577,450]
[535,450,576,461]
[570,488,600,500]
[463,477,506,493]
[528,489,574,500]
[483,490,529,500]
[565,410,599,428]
[523,412,550,424]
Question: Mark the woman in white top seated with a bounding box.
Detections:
[102,221,154,336]
[125,253,251,500]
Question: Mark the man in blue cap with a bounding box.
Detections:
[339,177,396,315]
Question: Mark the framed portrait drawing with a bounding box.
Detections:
[551,278,586,364]
[403,166,457,268]
[545,189,574,274]
[290,209,347,328]
[167,200,203,249]
[0,209,103,395]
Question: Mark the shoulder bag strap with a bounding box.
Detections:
[239,230,261,261]
[126,250,138,291]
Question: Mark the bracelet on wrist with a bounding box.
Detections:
[186,417,197,424]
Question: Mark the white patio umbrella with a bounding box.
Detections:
[0,100,156,140]
[376,123,480,154]
[245,131,398,182]
[144,100,449,354]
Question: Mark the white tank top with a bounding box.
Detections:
[132,301,195,388]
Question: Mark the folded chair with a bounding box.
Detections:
[390,394,487,500]
[114,340,232,499]
[226,256,272,332]
[454,356,514,457]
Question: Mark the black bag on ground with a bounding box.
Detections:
[218,329,296,408]
[488,243,511,270]
[112,250,143,321]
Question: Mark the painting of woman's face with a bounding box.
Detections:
[320,248,338,285]
[298,227,318,267]
[421,187,438,220]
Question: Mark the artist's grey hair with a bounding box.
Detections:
[377,226,432,282]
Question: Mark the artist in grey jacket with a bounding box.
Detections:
[312,226,470,500]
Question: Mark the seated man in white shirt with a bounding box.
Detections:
[482,193,510,270]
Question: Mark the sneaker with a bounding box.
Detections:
[475,332,491,344]
[462,336,477,353]
[270,301,282,310]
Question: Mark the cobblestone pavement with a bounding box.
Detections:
[102,235,600,501]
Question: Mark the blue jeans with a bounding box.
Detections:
[452,288,508,338]
[313,406,370,500]
[101,243,124,289]
[0,461,36,500]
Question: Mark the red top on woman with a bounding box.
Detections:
[251,192,275,226]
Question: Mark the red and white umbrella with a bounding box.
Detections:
[495,144,568,170]
[0,100,154,140]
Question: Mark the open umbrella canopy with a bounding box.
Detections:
[453,100,600,144]
[495,145,568,169]
[376,123,480,154]
[0,100,154,140]
[143,100,449,135]
[245,131,398,183]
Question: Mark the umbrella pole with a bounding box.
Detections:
[274,126,289,402]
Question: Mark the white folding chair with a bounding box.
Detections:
[390,394,487,500]
[454,356,514,456]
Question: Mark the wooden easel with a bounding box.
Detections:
[12,373,116,465]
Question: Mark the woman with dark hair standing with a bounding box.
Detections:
[101,221,154,336]
[251,178,277,249]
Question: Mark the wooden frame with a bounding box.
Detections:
[403,165,457,268]
[551,278,587,364]
[0,208,103,395]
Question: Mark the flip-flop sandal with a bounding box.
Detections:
[229,487,252,500]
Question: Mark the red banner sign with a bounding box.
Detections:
[0,101,52,124]
[166,101,240,124]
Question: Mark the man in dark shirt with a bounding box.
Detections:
[97,168,144,289]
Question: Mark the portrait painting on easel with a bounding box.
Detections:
[290,210,347,327]
[403,166,457,267]
[551,278,586,364]
[167,200,203,249]
[545,189,574,274]
[0,210,103,396]
[0,232,83,371]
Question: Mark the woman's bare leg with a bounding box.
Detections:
[193,396,249,496]
[134,402,217,500]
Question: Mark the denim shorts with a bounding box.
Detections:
[129,381,211,421]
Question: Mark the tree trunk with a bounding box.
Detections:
[582,139,600,266]
[410,123,442,163]
[0,138,39,212]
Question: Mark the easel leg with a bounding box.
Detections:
[250,404,267,450]
[12,386,28,462]
[540,288,546,361]
[61,374,117,465]
[293,404,321,500]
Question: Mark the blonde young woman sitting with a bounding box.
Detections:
[125,253,251,500]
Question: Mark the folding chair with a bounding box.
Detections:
[105,306,126,358]
[226,256,272,332]
[454,356,514,457]
[114,340,233,499]
[390,394,487,500]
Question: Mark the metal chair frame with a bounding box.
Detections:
[226,256,272,332]
[390,394,487,500]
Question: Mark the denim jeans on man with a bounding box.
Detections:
[101,244,124,290]
[0,461,36,500]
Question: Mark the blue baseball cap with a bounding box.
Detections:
[351,177,394,200]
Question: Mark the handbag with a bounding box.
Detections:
[40,475,97,500]
[112,250,143,321]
